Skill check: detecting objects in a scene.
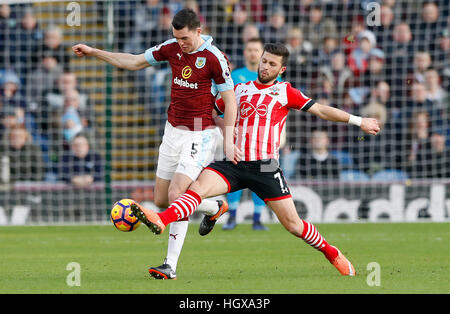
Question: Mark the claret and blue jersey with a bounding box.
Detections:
[144,35,234,131]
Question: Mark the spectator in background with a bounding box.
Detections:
[368,4,395,49]
[61,89,84,146]
[313,75,334,103]
[9,6,43,74]
[321,0,360,35]
[370,81,392,108]
[260,5,288,45]
[134,0,162,36]
[218,22,262,71]
[41,72,90,119]
[341,15,366,57]
[313,36,339,68]
[405,82,444,136]
[301,4,338,50]
[384,22,415,107]
[143,6,174,48]
[32,72,89,173]
[296,129,341,180]
[0,125,43,182]
[381,22,414,89]
[218,3,249,69]
[318,51,353,100]
[284,26,314,89]
[35,25,70,72]
[38,72,91,148]
[241,23,260,46]
[230,38,264,84]
[435,29,449,87]
[203,0,239,28]
[0,70,28,131]
[61,134,103,187]
[360,48,387,89]
[353,98,398,175]
[428,133,449,178]
[408,51,433,84]
[26,51,63,113]
[185,0,206,27]
[166,0,184,16]
[49,72,88,107]
[24,52,62,175]
[1,105,23,134]
[388,22,414,56]
[0,4,18,69]
[347,30,378,77]
[368,81,399,138]
[424,67,447,111]
[405,111,434,178]
[414,1,447,51]
[361,102,388,133]
[124,0,162,53]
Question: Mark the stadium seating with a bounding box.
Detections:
[330,150,354,168]
[371,169,409,181]
[339,170,370,182]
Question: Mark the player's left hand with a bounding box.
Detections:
[360,118,381,135]
[224,142,242,165]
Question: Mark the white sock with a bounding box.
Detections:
[196,198,219,216]
[165,220,189,272]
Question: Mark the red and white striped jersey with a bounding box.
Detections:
[216,80,315,161]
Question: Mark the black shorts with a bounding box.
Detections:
[205,159,291,202]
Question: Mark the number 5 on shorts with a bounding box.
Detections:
[191,143,198,158]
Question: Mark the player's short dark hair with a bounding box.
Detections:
[172,8,200,31]
[263,43,290,66]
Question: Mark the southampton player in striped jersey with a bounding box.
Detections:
[131,43,380,276]
[73,8,241,280]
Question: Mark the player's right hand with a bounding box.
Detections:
[361,118,381,135]
[72,44,94,57]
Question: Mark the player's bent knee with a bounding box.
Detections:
[168,189,183,205]
[188,180,206,199]
[282,220,302,237]
[153,189,169,208]
[154,197,169,209]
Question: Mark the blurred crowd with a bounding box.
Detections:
[0,0,448,185]
[0,3,100,184]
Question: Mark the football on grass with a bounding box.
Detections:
[110,199,141,232]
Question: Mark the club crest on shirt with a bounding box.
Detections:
[195,57,206,69]
[240,101,268,119]
[269,86,280,96]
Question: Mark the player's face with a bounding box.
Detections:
[173,26,201,53]
[257,51,286,84]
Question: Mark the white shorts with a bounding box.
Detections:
[156,121,221,181]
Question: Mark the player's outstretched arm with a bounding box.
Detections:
[307,102,381,135]
[72,43,149,71]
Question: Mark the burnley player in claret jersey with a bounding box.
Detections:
[131,43,381,277]
[73,8,241,279]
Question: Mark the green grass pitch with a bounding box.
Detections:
[0,222,448,294]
